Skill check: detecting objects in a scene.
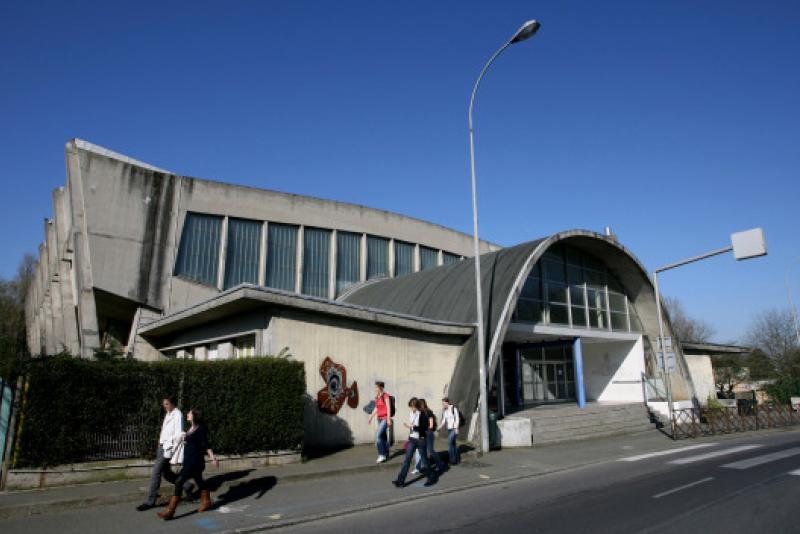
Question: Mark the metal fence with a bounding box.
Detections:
[80,415,153,461]
[672,404,800,439]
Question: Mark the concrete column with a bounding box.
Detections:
[66,141,101,358]
[45,219,65,352]
[329,230,337,300]
[296,226,304,294]
[53,188,80,355]
[258,221,267,286]
[359,233,367,281]
[437,249,444,267]
[218,342,233,360]
[413,244,421,273]
[573,337,586,408]
[217,216,228,290]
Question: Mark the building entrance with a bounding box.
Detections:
[519,344,576,404]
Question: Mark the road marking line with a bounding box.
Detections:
[721,447,800,470]
[789,469,800,476]
[668,445,763,465]
[652,477,714,499]
[619,443,716,462]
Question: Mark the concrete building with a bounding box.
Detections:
[26,140,700,448]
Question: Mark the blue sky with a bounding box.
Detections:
[1,1,798,343]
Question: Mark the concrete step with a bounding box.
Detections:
[510,402,657,446]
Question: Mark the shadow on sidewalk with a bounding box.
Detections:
[173,474,278,520]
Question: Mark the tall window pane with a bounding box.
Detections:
[394,241,414,277]
[265,223,297,292]
[302,227,331,298]
[367,236,389,279]
[443,252,460,265]
[420,246,438,270]
[336,231,361,297]
[223,218,261,289]
[174,212,222,287]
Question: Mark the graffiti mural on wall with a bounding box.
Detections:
[317,357,359,414]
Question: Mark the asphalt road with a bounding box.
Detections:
[290,431,800,534]
[3,430,798,533]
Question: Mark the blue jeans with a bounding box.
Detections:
[417,431,444,472]
[375,419,389,457]
[448,429,460,465]
[396,437,433,485]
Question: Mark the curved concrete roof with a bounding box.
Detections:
[344,229,693,435]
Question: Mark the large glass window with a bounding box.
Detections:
[302,227,331,298]
[265,223,297,292]
[223,218,261,290]
[336,231,361,296]
[420,246,439,270]
[394,241,414,277]
[367,236,389,279]
[174,212,222,287]
[514,245,639,333]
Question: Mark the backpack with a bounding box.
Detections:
[384,393,396,418]
[453,405,466,428]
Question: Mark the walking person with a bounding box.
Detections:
[158,408,219,520]
[367,381,392,463]
[392,398,435,488]
[137,396,184,511]
[437,397,460,465]
[413,399,444,474]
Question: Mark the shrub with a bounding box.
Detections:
[11,355,305,468]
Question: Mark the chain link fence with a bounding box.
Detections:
[672,404,800,439]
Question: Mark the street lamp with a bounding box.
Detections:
[469,19,540,454]
[652,227,767,437]
[786,260,800,346]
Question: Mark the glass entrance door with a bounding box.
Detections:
[519,344,576,404]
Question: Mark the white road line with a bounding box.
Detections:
[652,477,714,499]
[668,444,763,465]
[721,447,800,470]
[789,469,800,476]
[618,443,717,462]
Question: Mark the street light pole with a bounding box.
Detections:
[469,19,540,454]
[786,260,800,346]
[651,228,767,438]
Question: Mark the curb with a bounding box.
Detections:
[0,454,468,520]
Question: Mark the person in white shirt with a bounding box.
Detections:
[437,397,460,465]
[137,396,185,511]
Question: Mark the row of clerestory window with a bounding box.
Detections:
[174,212,464,298]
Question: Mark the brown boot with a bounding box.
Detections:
[156,496,179,520]
[197,490,212,512]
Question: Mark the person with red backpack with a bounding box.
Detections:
[368,381,393,463]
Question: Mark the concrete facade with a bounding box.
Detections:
[26,139,497,359]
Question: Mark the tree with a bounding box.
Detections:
[664,296,716,343]
[745,308,800,404]
[745,308,800,376]
[712,354,748,399]
[0,253,36,377]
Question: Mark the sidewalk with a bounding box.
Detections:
[2,427,798,529]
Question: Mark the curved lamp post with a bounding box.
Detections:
[469,19,540,454]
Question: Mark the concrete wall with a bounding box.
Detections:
[685,354,716,405]
[27,139,495,359]
[268,310,465,448]
[582,337,645,403]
